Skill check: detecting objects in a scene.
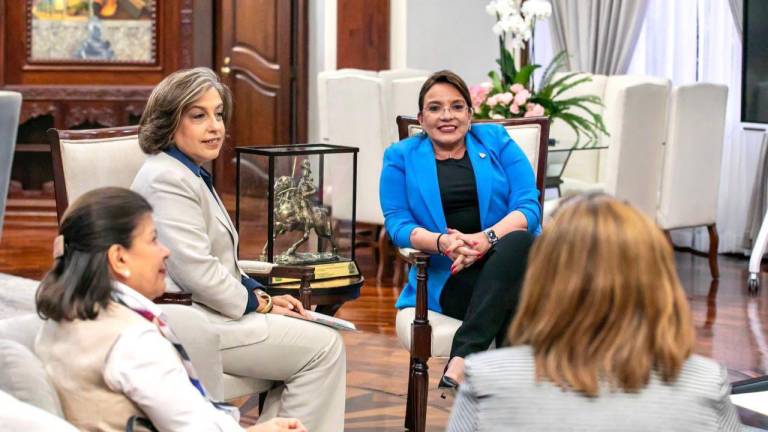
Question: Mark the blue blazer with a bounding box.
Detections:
[380,123,542,312]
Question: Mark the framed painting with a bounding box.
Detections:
[27,0,157,64]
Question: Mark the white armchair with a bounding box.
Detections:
[549,73,671,218]
[0,91,22,240]
[657,83,728,279]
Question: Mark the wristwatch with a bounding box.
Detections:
[483,229,499,246]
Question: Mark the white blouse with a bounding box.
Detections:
[103,283,243,432]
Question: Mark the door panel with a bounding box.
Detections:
[215,0,305,194]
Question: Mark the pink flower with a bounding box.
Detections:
[524,103,545,117]
[513,89,531,106]
[486,95,499,107]
[509,83,525,94]
[509,103,520,114]
[498,92,514,105]
[469,83,491,109]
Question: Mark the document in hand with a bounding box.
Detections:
[302,311,357,332]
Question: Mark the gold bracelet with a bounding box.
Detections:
[255,290,273,313]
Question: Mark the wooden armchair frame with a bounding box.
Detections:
[394,116,549,432]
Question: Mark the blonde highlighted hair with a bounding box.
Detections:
[508,193,694,397]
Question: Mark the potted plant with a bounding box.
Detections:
[471,0,608,147]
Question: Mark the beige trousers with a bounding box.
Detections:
[220,314,346,432]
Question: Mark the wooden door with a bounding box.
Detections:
[214,0,307,194]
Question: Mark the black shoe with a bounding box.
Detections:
[438,374,459,390]
[438,375,459,399]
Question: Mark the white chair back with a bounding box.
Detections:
[324,74,385,224]
[317,69,378,144]
[601,78,671,218]
[60,136,145,204]
[0,91,21,240]
[379,70,429,144]
[657,83,728,229]
[49,126,144,222]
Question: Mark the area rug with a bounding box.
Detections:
[0,273,38,319]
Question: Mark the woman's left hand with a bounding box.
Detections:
[272,295,312,319]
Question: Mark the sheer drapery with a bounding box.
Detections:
[549,0,649,74]
[729,0,743,38]
[628,0,757,253]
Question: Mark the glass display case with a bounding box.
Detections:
[235,144,362,311]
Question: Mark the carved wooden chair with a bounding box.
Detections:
[393,116,549,432]
[47,125,315,403]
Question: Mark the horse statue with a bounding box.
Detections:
[262,165,338,261]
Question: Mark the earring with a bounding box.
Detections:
[122,270,131,278]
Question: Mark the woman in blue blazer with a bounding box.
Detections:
[379,70,541,389]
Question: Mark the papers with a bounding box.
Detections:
[731,391,768,416]
[238,260,276,274]
[300,311,357,332]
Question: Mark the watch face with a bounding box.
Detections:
[485,229,498,244]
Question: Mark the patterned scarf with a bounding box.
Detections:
[112,289,239,421]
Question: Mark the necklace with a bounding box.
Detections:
[435,143,465,160]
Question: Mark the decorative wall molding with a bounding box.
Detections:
[64,105,118,129]
[19,102,58,124]
[3,85,153,101]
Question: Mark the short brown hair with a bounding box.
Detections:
[418,70,472,112]
[139,67,232,154]
[508,193,694,397]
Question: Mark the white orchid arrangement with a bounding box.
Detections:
[487,0,552,50]
[473,0,608,146]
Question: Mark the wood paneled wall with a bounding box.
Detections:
[337,0,390,71]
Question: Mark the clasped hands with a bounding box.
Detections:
[439,228,491,275]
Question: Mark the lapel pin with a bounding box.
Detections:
[479,152,487,159]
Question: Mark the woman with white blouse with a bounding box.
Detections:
[35,187,306,432]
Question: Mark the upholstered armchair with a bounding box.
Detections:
[549,74,671,218]
[0,91,22,240]
[394,116,549,432]
[657,83,729,279]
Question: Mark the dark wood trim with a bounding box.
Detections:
[48,125,139,223]
[667,223,720,280]
[294,0,309,143]
[396,115,550,206]
[336,0,390,71]
[3,85,154,101]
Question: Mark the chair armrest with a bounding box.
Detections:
[159,304,225,400]
[398,247,429,264]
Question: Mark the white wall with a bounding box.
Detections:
[405,0,498,85]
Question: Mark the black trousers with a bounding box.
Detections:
[439,230,534,359]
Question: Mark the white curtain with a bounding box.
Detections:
[549,0,650,74]
[729,0,743,38]
[628,0,757,253]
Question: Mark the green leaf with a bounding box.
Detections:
[514,64,541,86]
[552,76,593,99]
[540,50,568,89]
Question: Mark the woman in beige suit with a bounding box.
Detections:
[131,67,346,432]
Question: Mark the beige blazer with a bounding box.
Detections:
[131,152,267,348]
